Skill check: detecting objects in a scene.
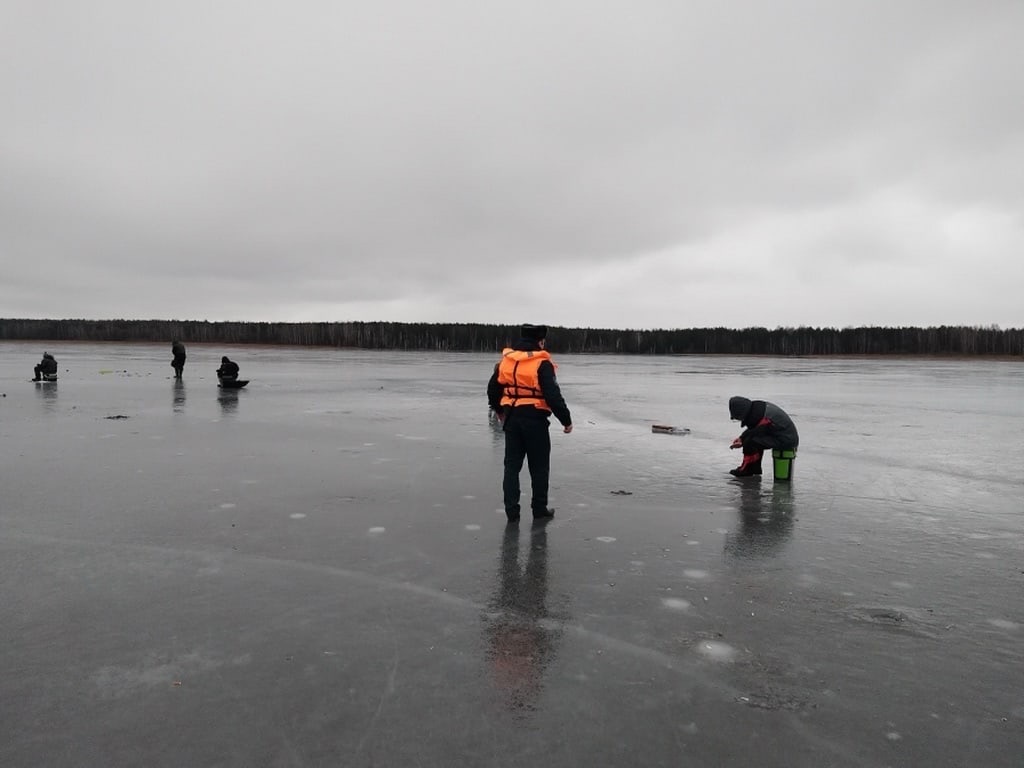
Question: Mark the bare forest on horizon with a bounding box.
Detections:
[1,319,1022,357]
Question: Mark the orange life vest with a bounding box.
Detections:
[497,348,555,410]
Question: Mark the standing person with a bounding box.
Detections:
[488,324,573,523]
[728,396,799,477]
[33,352,58,381]
[216,356,240,382]
[171,340,187,379]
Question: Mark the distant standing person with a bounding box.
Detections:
[33,351,58,381]
[488,324,573,523]
[171,340,187,378]
[728,396,799,477]
[216,356,240,382]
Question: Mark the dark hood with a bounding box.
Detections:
[729,396,752,422]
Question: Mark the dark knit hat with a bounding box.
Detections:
[520,324,547,341]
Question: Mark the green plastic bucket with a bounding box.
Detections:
[771,449,797,482]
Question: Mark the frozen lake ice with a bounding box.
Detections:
[1,341,1022,767]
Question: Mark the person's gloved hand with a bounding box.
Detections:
[730,437,743,449]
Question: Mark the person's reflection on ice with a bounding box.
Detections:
[723,482,795,560]
[173,378,186,413]
[217,388,239,415]
[483,525,561,716]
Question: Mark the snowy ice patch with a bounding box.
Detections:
[289,513,306,520]
[987,618,1019,631]
[595,536,617,543]
[662,598,691,610]
[696,641,737,662]
[683,569,708,580]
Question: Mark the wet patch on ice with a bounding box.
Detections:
[845,605,941,638]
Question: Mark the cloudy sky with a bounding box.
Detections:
[2,1,1022,330]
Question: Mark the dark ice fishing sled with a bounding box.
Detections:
[218,379,249,389]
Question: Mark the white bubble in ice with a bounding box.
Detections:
[219,503,236,509]
[662,598,691,610]
[696,641,737,662]
[890,581,913,589]
[975,552,997,560]
[885,732,902,742]
[465,524,481,531]
[462,495,476,500]
[368,527,386,534]
[714,528,729,535]
[289,513,306,519]
[575,503,588,508]
[596,536,617,543]
[686,540,700,546]
[683,569,708,580]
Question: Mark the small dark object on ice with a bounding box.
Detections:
[104,415,130,420]
[610,490,633,495]
[218,379,249,389]
[652,424,690,435]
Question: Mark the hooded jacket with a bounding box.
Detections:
[729,396,799,449]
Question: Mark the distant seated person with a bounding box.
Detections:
[33,352,58,381]
[216,356,240,382]
[728,395,799,477]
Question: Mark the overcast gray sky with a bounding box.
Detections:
[2,1,1022,330]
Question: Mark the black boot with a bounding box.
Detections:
[532,508,555,521]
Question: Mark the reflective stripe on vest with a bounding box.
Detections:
[497,348,553,410]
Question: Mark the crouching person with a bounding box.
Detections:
[728,396,798,477]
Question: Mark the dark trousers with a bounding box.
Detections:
[502,413,551,515]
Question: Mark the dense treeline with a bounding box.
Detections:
[1,318,1022,356]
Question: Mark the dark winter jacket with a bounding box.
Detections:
[729,396,799,449]
[488,339,572,427]
[217,358,240,379]
[38,353,58,375]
